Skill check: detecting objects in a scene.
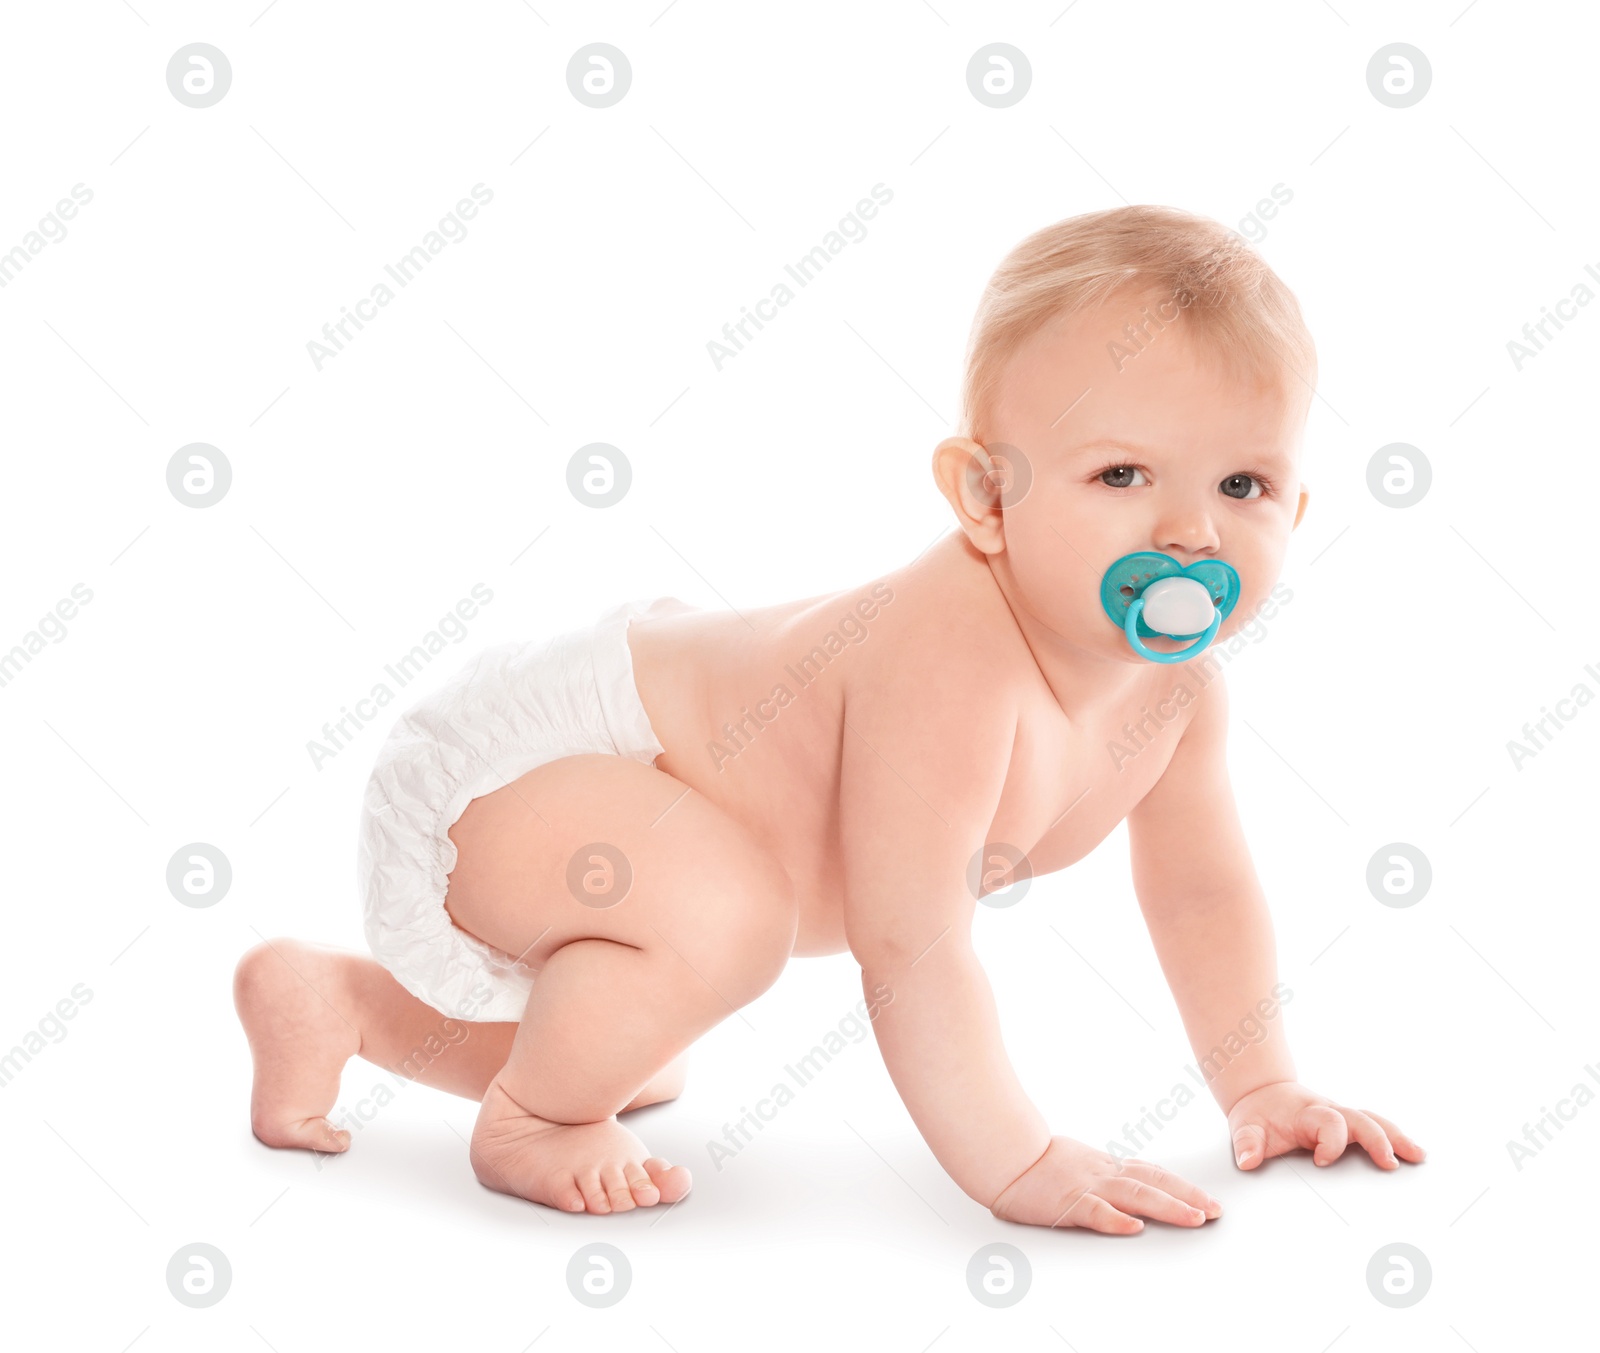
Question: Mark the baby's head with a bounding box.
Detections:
[934,204,1315,663]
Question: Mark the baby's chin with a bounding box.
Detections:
[1091,624,1224,667]
[1131,632,1195,655]
[1029,600,1211,665]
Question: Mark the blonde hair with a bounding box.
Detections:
[958,204,1317,442]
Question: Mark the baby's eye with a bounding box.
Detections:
[1099,465,1148,489]
[1219,473,1264,500]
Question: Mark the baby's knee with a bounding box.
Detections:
[668,858,796,1006]
[232,937,347,1011]
[232,937,293,1001]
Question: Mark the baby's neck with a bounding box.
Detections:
[978,550,1158,727]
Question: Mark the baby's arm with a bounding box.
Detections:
[840,665,1217,1229]
[1128,669,1425,1169]
[839,679,1047,1205]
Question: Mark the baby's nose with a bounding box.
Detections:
[1138,575,1216,636]
[1154,514,1220,560]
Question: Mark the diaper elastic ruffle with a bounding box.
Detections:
[356,596,688,1021]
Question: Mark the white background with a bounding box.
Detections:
[2,1,1595,1349]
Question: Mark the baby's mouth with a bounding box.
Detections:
[1098,551,1241,665]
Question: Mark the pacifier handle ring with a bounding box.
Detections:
[1124,598,1221,664]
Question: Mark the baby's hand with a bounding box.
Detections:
[989,1136,1222,1233]
[1227,1081,1426,1170]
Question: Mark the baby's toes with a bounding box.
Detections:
[624,1164,661,1207]
[577,1169,612,1214]
[257,1115,350,1154]
[643,1156,692,1204]
[308,1118,351,1153]
[601,1164,637,1213]
[552,1172,586,1213]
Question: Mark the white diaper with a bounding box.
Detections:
[357,595,690,1022]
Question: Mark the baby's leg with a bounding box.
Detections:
[445,753,796,1214]
[233,941,687,1153]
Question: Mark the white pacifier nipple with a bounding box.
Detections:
[1138,575,1216,636]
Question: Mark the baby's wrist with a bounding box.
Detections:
[1216,1072,1298,1116]
[969,1126,1053,1210]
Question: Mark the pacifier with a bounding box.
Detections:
[1099,552,1241,664]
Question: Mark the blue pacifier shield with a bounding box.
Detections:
[1099,551,1241,664]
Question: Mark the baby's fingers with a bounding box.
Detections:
[1098,1176,1209,1227]
[1059,1191,1144,1235]
[1121,1159,1222,1218]
[1297,1104,1349,1166]
[1340,1108,1399,1169]
[1232,1121,1268,1169]
[1361,1109,1426,1163]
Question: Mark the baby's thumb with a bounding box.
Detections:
[1231,1121,1267,1169]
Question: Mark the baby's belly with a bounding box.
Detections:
[784,866,852,956]
[662,731,853,958]
[629,619,854,957]
[631,684,849,953]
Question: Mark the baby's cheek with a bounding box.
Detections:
[1231,582,1279,640]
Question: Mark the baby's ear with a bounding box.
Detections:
[1293,482,1310,530]
[931,436,1007,554]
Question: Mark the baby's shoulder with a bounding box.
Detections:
[842,566,1028,740]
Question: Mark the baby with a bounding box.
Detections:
[235,204,1424,1230]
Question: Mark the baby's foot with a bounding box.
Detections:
[470,1078,692,1213]
[233,938,361,1154]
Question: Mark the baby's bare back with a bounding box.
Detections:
[628,532,1191,955]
